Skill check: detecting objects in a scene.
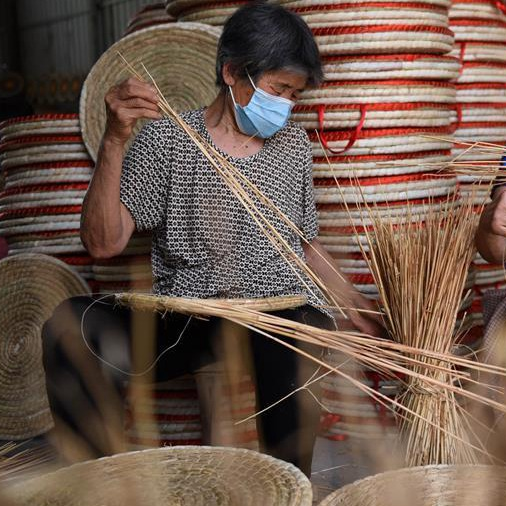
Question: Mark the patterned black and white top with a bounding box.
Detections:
[120,108,327,314]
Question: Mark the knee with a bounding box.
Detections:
[42,296,96,359]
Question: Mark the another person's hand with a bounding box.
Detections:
[476,187,506,264]
[103,77,161,146]
[342,291,387,338]
[479,187,506,238]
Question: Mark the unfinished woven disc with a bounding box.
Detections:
[0,253,89,439]
[319,465,506,506]
[80,23,220,161]
[7,446,313,506]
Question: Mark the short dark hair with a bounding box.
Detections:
[216,1,323,88]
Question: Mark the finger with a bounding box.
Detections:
[118,81,158,102]
[122,108,163,121]
[120,97,160,112]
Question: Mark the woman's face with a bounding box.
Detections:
[227,67,307,107]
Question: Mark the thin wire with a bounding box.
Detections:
[80,295,193,377]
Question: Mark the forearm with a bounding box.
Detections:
[81,137,132,258]
[303,239,355,303]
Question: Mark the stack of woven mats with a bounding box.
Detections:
[449,0,506,333]
[0,114,94,282]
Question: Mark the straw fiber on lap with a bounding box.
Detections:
[80,23,221,161]
[7,446,312,506]
[0,253,90,439]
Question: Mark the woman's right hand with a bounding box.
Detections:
[103,77,162,146]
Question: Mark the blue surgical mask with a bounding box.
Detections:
[229,74,295,139]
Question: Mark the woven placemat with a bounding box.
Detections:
[319,465,506,506]
[80,23,220,161]
[6,446,312,505]
[0,253,90,439]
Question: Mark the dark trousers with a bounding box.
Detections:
[41,295,333,475]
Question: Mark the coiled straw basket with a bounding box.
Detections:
[6,446,313,506]
[319,465,506,506]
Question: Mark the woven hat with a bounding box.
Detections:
[292,102,453,130]
[309,126,454,157]
[276,0,452,7]
[450,41,506,63]
[457,83,506,103]
[459,61,506,83]
[319,465,506,506]
[291,3,449,28]
[0,114,80,137]
[314,174,457,204]
[124,4,175,35]
[80,23,221,161]
[313,25,454,56]
[450,0,506,21]
[312,150,452,178]
[6,446,313,506]
[167,0,245,24]
[299,80,456,105]
[458,104,506,123]
[0,253,89,439]
[451,19,506,43]
[322,54,460,81]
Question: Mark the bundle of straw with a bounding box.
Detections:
[359,194,486,466]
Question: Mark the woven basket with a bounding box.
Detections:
[312,151,451,178]
[450,41,506,62]
[292,103,453,130]
[6,446,312,506]
[457,83,506,103]
[299,80,456,105]
[309,126,453,157]
[319,465,506,506]
[322,54,460,81]
[459,62,506,83]
[0,253,89,439]
[313,25,454,56]
[291,3,449,28]
[167,0,246,24]
[451,19,506,43]
[276,0,452,7]
[80,23,220,161]
[0,114,79,136]
[450,0,506,21]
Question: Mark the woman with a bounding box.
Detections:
[43,2,380,476]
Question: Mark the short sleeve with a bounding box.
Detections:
[301,134,319,241]
[120,121,171,232]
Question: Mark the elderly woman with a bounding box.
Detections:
[43,2,379,475]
